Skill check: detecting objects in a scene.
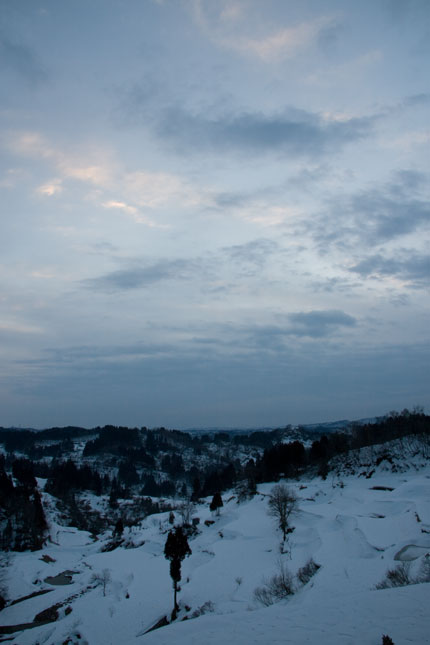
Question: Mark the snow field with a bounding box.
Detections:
[1,466,430,644]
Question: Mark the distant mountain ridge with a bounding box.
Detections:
[3,415,384,435]
[184,416,383,435]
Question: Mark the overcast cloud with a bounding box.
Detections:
[0,0,429,428]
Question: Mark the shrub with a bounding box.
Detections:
[382,636,394,645]
[297,558,320,585]
[253,584,276,607]
[417,556,430,583]
[377,557,430,590]
[236,479,257,502]
[190,600,215,618]
[254,556,322,607]
[375,563,411,589]
[253,560,294,606]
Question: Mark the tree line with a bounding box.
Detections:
[0,408,428,552]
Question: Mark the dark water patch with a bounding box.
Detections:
[44,570,79,586]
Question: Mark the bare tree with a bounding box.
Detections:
[91,568,111,596]
[177,500,194,526]
[267,484,297,541]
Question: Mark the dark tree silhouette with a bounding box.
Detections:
[382,636,395,645]
[191,475,201,502]
[209,492,223,516]
[113,518,124,537]
[164,526,191,619]
[268,483,297,541]
[0,466,47,551]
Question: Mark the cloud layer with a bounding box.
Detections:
[0,0,429,427]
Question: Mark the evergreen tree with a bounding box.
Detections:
[164,526,191,619]
[209,492,223,516]
[113,518,124,537]
[191,476,201,502]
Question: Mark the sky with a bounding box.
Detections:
[0,0,429,429]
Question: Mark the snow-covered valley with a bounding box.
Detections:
[1,455,430,645]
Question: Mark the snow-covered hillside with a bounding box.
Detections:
[1,458,430,644]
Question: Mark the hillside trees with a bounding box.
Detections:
[45,460,105,498]
[0,465,47,551]
[12,458,37,488]
[117,460,140,488]
[262,440,306,480]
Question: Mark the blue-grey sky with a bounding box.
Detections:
[1,0,429,428]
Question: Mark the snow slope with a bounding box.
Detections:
[1,465,430,644]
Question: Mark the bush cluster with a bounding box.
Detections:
[254,558,320,606]
[375,558,430,589]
